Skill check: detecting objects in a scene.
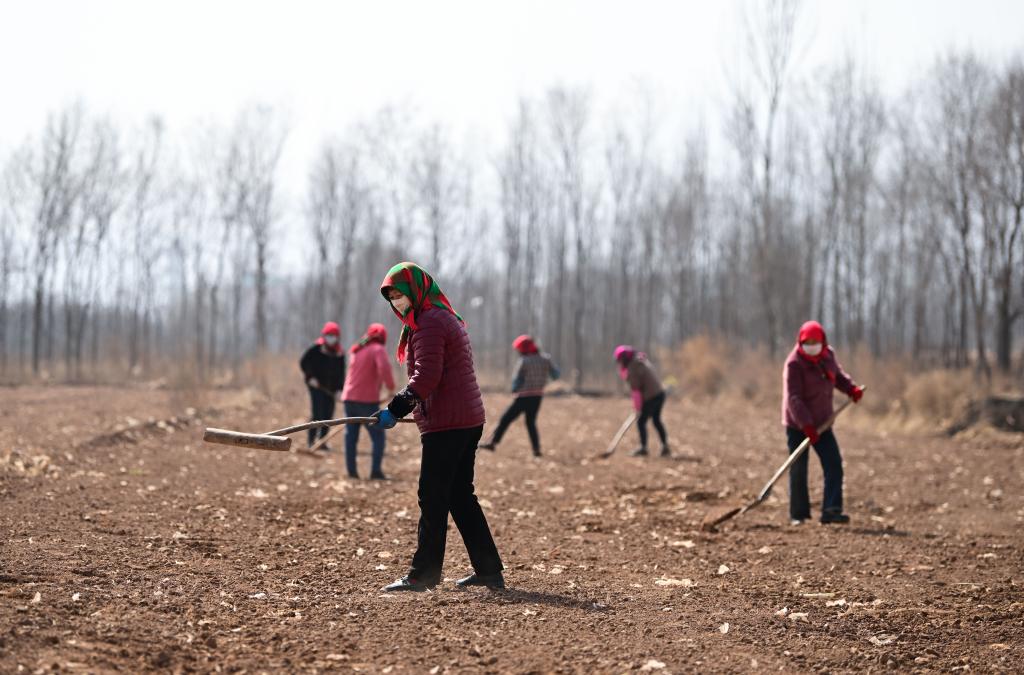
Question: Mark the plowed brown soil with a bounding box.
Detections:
[2,384,1022,673]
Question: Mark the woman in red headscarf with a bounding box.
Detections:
[479,335,560,457]
[299,321,346,450]
[782,320,864,525]
[340,323,396,479]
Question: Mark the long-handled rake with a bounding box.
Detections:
[203,416,415,453]
[701,389,863,532]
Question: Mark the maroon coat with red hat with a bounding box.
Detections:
[781,321,859,429]
[403,306,486,435]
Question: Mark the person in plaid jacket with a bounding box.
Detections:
[480,335,560,457]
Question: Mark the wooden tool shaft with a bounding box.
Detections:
[203,416,415,451]
[264,416,415,436]
[599,412,637,458]
[203,428,292,451]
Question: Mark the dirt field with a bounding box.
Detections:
[2,384,1022,673]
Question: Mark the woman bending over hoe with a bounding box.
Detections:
[614,345,670,458]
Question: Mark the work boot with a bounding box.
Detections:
[631,446,648,457]
[479,441,496,451]
[382,575,439,592]
[820,511,851,525]
[455,572,505,590]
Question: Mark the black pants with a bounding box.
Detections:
[785,427,844,520]
[637,392,668,448]
[307,387,335,447]
[410,426,503,581]
[490,395,542,452]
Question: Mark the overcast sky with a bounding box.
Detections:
[2,0,1022,193]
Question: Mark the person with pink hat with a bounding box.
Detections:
[614,345,669,457]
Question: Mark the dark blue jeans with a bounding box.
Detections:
[785,427,843,520]
[343,400,386,476]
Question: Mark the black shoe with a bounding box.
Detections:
[531,448,542,457]
[455,572,505,590]
[382,575,438,592]
[659,446,671,458]
[820,511,851,525]
[479,442,496,451]
[631,446,648,457]
[370,471,387,480]
[347,471,360,480]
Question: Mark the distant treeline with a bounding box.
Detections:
[1,5,1022,385]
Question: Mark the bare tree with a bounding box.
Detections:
[925,53,994,379]
[546,85,595,388]
[308,137,367,330]
[727,0,805,354]
[979,59,1024,372]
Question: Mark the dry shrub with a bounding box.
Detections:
[673,335,727,397]
[899,369,977,426]
[840,345,909,417]
[662,335,777,404]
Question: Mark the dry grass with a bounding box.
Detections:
[5,340,1020,434]
[662,335,1022,433]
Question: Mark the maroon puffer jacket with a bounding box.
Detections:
[404,307,486,435]
[781,346,857,429]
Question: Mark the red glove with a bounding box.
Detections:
[850,386,864,403]
[802,425,820,445]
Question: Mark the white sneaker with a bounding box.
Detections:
[790,518,806,527]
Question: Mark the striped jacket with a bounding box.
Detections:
[512,353,560,397]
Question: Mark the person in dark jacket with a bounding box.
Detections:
[782,320,864,525]
[371,262,504,592]
[299,321,346,450]
[614,345,670,457]
[479,335,560,457]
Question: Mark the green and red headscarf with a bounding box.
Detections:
[380,262,464,363]
[350,322,387,354]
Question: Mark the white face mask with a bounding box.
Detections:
[391,296,412,315]
[802,342,822,356]
[323,335,339,346]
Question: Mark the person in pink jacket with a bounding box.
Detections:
[340,323,396,480]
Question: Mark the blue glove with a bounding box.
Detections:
[373,409,397,429]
